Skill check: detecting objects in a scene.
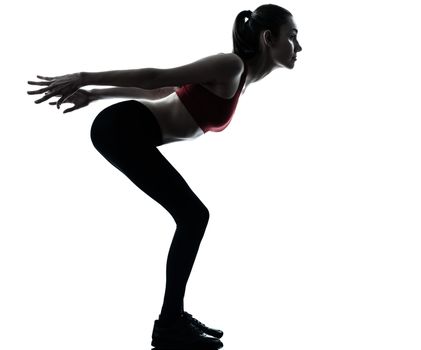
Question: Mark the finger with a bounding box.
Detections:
[27,81,51,86]
[34,91,58,104]
[56,95,69,109]
[57,93,74,109]
[48,91,59,105]
[37,75,55,80]
[63,106,77,113]
[27,86,54,95]
[57,96,64,108]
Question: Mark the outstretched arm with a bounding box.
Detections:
[45,86,178,114]
[27,68,161,108]
[89,86,178,101]
[81,68,159,89]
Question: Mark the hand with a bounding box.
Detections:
[47,88,93,113]
[27,72,83,108]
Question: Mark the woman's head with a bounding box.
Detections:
[232,4,302,69]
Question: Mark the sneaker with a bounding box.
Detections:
[182,311,224,339]
[151,313,223,350]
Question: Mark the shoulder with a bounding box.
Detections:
[218,52,244,72]
[214,53,245,87]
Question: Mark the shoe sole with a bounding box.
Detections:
[151,337,223,349]
[151,343,223,350]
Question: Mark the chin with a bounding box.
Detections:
[287,60,296,69]
[279,60,295,69]
[283,63,295,70]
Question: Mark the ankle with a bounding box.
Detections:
[159,312,182,327]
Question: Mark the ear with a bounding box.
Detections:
[261,29,274,47]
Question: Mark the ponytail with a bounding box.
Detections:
[232,4,293,60]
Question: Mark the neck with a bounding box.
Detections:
[240,51,277,85]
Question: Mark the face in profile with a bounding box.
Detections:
[269,16,302,69]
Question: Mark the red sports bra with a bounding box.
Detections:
[175,63,247,133]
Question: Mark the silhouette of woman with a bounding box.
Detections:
[27,5,302,349]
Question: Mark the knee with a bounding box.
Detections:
[190,203,210,228]
[175,202,210,229]
[197,204,210,226]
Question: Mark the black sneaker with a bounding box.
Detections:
[151,313,223,350]
[182,311,224,339]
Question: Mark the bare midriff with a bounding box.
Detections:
[138,92,204,145]
[137,61,247,146]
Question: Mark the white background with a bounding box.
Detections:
[2,0,421,349]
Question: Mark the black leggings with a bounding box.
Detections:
[90,99,210,319]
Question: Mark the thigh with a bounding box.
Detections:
[109,144,204,222]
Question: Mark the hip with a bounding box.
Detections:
[90,99,164,149]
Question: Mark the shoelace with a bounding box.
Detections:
[182,316,203,335]
[184,311,206,328]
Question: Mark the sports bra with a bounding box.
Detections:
[175,62,247,133]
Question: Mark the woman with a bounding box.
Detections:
[27,4,302,349]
